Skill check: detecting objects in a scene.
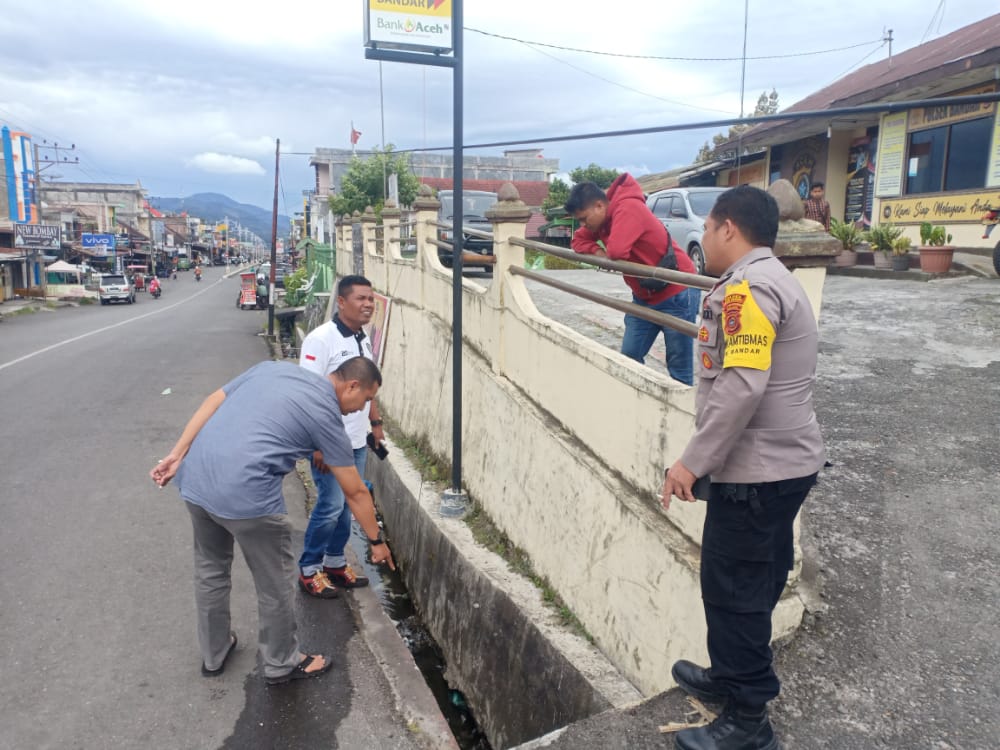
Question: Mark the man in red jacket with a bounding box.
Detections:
[566,175,700,384]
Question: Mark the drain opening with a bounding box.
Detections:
[348,525,492,750]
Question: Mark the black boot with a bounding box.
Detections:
[674,704,780,750]
[672,660,728,703]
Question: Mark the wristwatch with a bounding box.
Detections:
[369,419,383,427]
[368,531,386,546]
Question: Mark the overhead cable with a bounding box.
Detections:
[466,27,885,62]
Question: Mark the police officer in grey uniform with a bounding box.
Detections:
[662,185,825,750]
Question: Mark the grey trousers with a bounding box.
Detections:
[185,502,302,679]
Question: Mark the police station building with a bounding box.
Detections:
[730,12,1000,250]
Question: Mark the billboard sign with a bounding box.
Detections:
[364,0,453,54]
[2,126,37,223]
[14,224,60,249]
[82,233,117,258]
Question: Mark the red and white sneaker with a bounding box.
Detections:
[324,564,370,589]
[298,570,339,599]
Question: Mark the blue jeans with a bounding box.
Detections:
[621,287,700,385]
[299,447,368,575]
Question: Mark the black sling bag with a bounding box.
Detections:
[638,230,678,291]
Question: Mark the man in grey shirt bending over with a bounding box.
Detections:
[150,357,395,685]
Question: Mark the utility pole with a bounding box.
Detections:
[886,28,894,68]
[268,139,279,338]
[35,140,79,175]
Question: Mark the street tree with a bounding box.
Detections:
[329,145,421,216]
[541,164,620,212]
[569,163,620,189]
[541,176,571,212]
[695,90,779,163]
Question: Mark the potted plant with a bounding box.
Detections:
[865,223,902,270]
[829,218,862,268]
[918,222,954,273]
[891,236,911,271]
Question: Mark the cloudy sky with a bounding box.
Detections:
[0,0,991,212]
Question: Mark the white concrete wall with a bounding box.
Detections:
[334,191,815,696]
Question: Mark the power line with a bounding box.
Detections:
[829,40,887,83]
[389,92,1000,155]
[466,27,885,62]
[921,0,946,43]
[513,38,736,115]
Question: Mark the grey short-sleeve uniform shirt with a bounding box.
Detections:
[681,247,825,483]
[176,361,354,519]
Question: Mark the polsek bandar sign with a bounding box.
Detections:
[364,0,453,54]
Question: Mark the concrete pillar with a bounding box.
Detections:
[486,183,532,375]
[361,206,379,283]
[339,215,353,275]
[411,184,441,275]
[382,199,402,263]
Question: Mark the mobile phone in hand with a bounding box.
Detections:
[691,476,711,500]
[367,432,389,460]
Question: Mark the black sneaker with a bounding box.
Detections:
[674,704,780,750]
[672,659,728,703]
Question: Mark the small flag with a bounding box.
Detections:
[351,127,362,145]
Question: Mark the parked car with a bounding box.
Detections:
[437,189,497,272]
[645,187,727,275]
[274,264,291,289]
[99,274,135,305]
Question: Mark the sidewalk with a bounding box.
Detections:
[953,250,998,278]
[829,250,998,281]
[0,297,75,319]
[251,459,457,750]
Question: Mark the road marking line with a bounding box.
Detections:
[0,279,224,373]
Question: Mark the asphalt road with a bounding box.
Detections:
[0,267,418,749]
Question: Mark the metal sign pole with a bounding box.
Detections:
[363,0,466,516]
[448,0,465,505]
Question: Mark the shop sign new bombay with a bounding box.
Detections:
[14,224,60,249]
[364,0,453,54]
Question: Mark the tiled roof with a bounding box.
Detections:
[419,177,551,209]
[525,211,546,239]
[742,12,1000,142]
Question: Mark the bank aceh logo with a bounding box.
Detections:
[428,0,445,8]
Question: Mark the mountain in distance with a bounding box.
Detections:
[149,193,291,243]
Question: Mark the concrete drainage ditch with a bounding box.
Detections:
[362,439,643,749]
[347,525,492,749]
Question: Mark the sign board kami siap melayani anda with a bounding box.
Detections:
[364,0,453,54]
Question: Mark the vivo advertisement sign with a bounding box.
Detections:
[364,0,453,54]
[82,233,117,258]
[2,125,36,223]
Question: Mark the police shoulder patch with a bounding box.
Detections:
[721,279,775,371]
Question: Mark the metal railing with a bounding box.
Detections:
[400,215,716,335]
[511,234,712,337]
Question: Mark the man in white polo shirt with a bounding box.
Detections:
[297,275,386,597]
